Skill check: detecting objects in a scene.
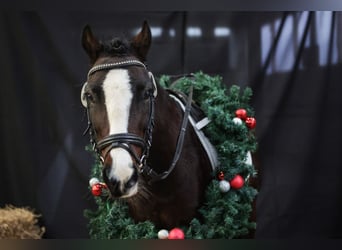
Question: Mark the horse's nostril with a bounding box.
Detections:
[106,177,120,189]
[125,171,138,189]
[103,167,120,188]
[125,178,136,189]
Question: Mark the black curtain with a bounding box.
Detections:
[1,11,341,238]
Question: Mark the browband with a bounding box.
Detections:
[87,59,146,78]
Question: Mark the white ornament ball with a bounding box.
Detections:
[89,177,100,187]
[219,180,231,193]
[158,229,169,239]
[232,117,243,125]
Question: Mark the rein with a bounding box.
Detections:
[83,59,193,184]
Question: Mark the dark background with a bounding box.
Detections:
[1,11,341,238]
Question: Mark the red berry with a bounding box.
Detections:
[217,171,225,180]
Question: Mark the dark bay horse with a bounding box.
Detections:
[81,21,216,229]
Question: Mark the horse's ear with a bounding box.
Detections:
[131,21,151,62]
[82,25,101,63]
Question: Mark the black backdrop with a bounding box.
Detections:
[1,11,342,238]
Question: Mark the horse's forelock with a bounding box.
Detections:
[101,37,131,56]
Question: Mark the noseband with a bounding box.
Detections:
[83,59,192,184]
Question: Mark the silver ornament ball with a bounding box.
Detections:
[158,229,169,239]
[89,177,100,187]
[232,117,243,125]
[219,180,231,193]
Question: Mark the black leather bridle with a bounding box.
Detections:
[82,59,192,184]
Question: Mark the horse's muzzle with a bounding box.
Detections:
[102,165,138,198]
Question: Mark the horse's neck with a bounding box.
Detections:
[127,86,213,228]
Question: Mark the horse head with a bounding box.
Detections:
[81,21,157,198]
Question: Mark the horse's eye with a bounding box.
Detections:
[143,89,153,100]
[85,92,95,103]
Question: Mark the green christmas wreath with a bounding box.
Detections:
[84,71,258,239]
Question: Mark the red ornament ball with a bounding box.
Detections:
[235,109,247,120]
[230,175,245,189]
[91,183,103,196]
[168,228,185,239]
[217,171,225,180]
[245,117,256,129]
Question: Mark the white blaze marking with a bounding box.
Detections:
[102,69,135,188]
